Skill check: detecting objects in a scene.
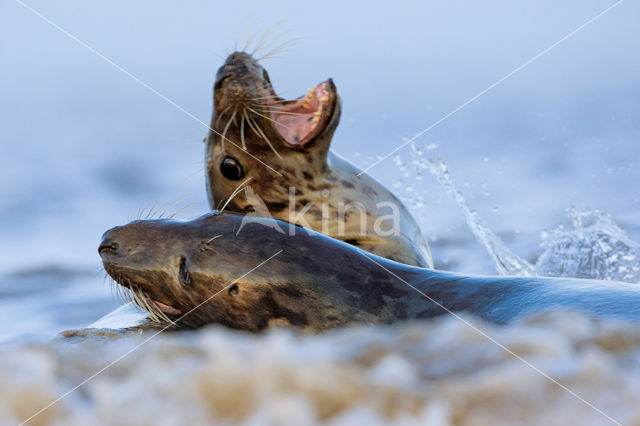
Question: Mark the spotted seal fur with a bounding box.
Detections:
[204,52,433,267]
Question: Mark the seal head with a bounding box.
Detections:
[99,212,383,331]
[211,51,338,158]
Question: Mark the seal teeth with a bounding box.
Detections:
[319,95,329,103]
[300,90,314,109]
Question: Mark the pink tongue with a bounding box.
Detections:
[153,300,182,316]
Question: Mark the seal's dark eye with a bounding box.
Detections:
[228,283,239,296]
[179,257,192,286]
[220,157,243,181]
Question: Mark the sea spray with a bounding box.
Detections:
[394,144,536,276]
[394,143,640,283]
[537,207,640,283]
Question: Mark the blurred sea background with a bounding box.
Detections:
[1,2,640,423]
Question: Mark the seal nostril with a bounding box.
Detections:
[98,238,120,256]
[228,284,239,296]
[214,73,232,91]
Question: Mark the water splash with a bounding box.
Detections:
[394,143,640,283]
[536,208,640,283]
[395,144,536,276]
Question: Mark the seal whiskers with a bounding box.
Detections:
[240,113,247,150]
[250,95,281,101]
[255,104,311,116]
[218,177,253,213]
[166,202,196,219]
[243,113,263,140]
[250,23,285,57]
[245,114,282,159]
[246,107,294,129]
[247,23,299,62]
[215,105,233,128]
[134,287,172,324]
[220,109,237,152]
[204,234,223,244]
[257,38,299,61]
[117,274,172,324]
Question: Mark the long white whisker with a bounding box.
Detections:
[251,22,284,56]
[168,202,197,219]
[244,111,261,138]
[215,105,232,128]
[220,110,236,152]
[240,113,246,150]
[258,38,301,61]
[219,177,254,213]
[246,115,282,159]
[261,109,311,117]
[247,107,292,130]
[205,234,223,244]
[251,94,281,100]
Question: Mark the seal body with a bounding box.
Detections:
[100,212,640,331]
[204,52,432,268]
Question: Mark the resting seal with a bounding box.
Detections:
[100,212,640,331]
[204,51,433,268]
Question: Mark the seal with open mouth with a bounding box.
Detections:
[204,52,433,268]
[100,212,640,331]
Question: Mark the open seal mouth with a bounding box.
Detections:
[214,51,338,153]
[265,79,336,147]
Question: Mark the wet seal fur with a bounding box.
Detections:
[100,212,640,331]
[205,52,433,268]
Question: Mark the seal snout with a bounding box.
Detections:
[98,235,120,257]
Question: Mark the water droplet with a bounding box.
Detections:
[410,143,423,156]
